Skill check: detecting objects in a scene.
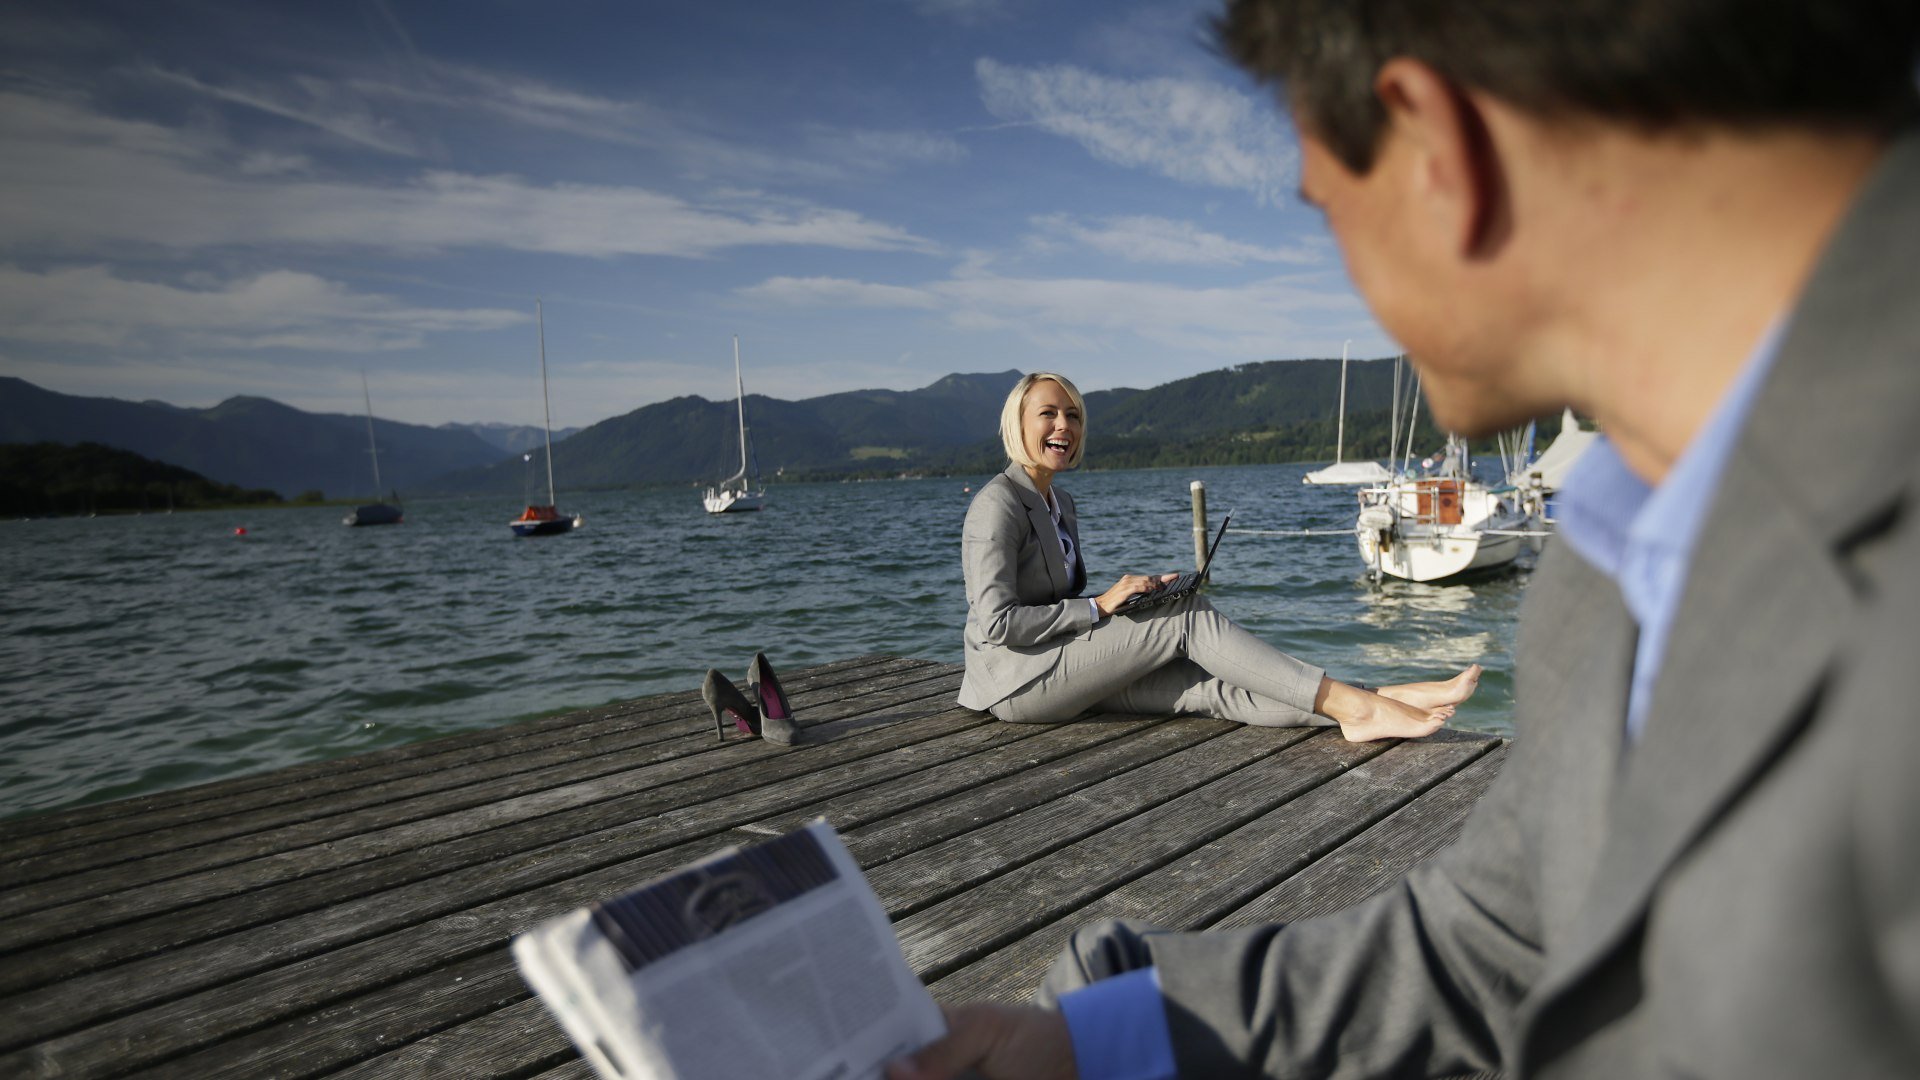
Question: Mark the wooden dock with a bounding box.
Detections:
[0,655,1506,1078]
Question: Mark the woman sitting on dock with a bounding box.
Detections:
[957,371,1478,741]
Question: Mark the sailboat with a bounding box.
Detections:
[343,372,403,527]
[1303,341,1393,485]
[1510,408,1599,528]
[1354,434,1532,582]
[509,300,582,537]
[702,335,767,514]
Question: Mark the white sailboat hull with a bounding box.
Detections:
[1354,475,1530,583]
[703,488,766,514]
[1357,521,1526,582]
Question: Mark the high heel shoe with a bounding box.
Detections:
[745,652,799,746]
[702,669,759,742]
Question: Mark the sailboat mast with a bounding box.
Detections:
[733,335,748,477]
[538,299,557,506]
[1333,339,1350,465]
[360,370,383,494]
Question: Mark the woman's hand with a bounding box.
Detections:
[1095,573,1180,616]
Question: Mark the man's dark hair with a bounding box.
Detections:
[1217,0,1920,172]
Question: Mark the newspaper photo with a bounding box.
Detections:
[512,819,946,1080]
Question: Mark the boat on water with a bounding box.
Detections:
[1303,341,1393,486]
[510,300,582,537]
[1509,408,1600,527]
[703,335,767,514]
[1355,435,1533,583]
[344,372,403,527]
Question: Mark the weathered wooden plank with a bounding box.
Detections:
[0,654,907,848]
[258,719,1227,1079]
[927,732,1498,1003]
[0,666,964,930]
[752,715,1213,851]
[0,660,1507,1080]
[0,691,992,1031]
[888,728,1395,983]
[866,724,1327,921]
[0,656,929,874]
[526,1059,597,1080]
[321,996,571,1080]
[143,950,528,1080]
[1215,743,1507,929]
[0,661,956,896]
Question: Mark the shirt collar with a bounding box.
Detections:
[1557,317,1788,590]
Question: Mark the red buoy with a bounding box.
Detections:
[233,526,248,536]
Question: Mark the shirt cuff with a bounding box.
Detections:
[1088,598,1101,624]
[1056,967,1176,1080]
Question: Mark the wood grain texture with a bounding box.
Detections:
[0,654,1507,1080]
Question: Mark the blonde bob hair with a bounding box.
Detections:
[999,371,1087,471]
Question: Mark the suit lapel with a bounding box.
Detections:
[1004,464,1071,599]
[1537,455,1852,1002]
[1512,545,1634,912]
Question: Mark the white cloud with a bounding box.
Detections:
[0,265,526,353]
[739,268,1365,359]
[1029,213,1321,266]
[145,68,428,157]
[739,277,941,309]
[805,127,968,170]
[974,58,1296,204]
[0,91,936,258]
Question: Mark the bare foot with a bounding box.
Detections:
[1337,697,1453,743]
[1314,678,1453,743]
[1378,664,1482,711]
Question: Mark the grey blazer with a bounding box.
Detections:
[957,464,1092,712]
[1143,131,1920,1076]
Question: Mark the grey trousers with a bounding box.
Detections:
[989,594,1330,728]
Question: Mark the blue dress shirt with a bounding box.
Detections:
[1556,319,1784,740]
[1055,322,1785,1076]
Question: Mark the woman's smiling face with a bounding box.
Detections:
[1021,378,1082,475]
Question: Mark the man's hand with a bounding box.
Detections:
[887,1003,1077,1080]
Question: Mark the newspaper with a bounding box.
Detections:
[512,819,946,1080]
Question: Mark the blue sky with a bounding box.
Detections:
[0,0,1394,429]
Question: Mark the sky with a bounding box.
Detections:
[0,0,1397,430]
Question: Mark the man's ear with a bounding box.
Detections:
[1373,58,1507,259]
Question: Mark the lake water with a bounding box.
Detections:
[0,461,1529,820]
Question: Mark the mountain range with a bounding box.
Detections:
[0,360,1467,498]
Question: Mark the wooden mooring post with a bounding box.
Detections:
[1190,479,1208,571]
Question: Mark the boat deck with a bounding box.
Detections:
[0,655,1506,1078]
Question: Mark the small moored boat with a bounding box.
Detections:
[509,300,580,537]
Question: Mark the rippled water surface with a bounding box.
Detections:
[0,462,1531,819]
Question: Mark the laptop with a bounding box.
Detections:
[1113,510,1233,615]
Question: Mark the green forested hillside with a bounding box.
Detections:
[0,442,283,516]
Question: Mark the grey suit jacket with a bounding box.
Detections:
[957,464,1093,711]
[1145,131,1920,1077]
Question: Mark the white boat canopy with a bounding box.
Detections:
[1517,409,1599,492]
[1303,460,1394,485]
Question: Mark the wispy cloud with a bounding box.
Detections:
[0,265,526,352]
[0,91,937,258]
[1029,213,1321,266]
[804,126,968,170]
[144,67,429,157]
[739,267,1365,360]
[974,58,1295,204]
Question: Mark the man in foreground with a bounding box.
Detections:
[891,0,1920,1076]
